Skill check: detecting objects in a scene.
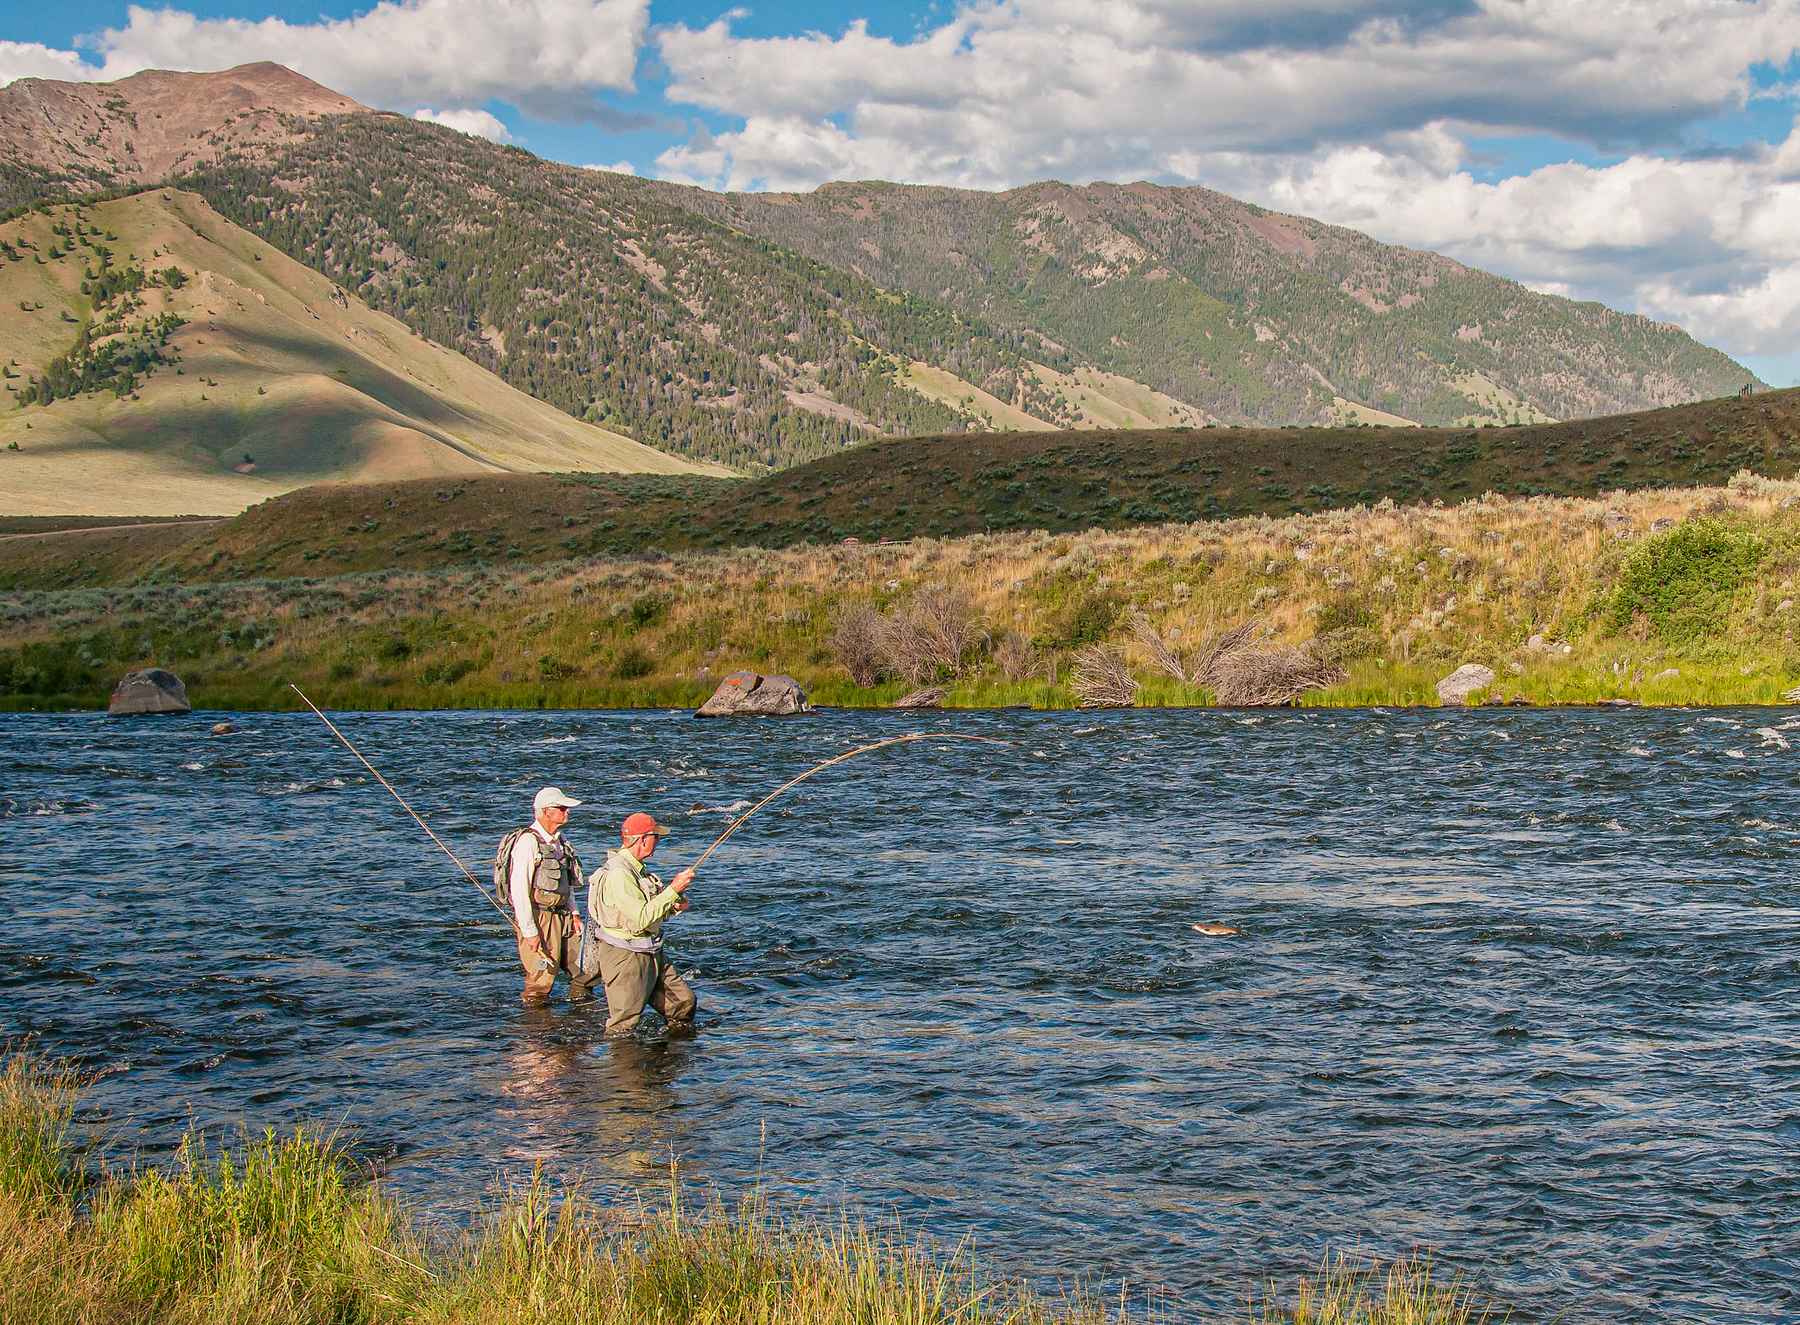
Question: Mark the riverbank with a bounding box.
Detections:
[1,1054,1489,1324]
[5,472,1800,711]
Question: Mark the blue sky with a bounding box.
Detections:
[5,1,1799,384]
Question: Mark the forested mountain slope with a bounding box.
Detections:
[0,190,703,515]
[177,116,1072,470]
[665,179,1754,428]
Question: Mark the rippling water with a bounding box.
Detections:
[3,707,1797,1320]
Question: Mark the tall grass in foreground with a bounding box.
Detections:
[0,1052,1497,1324]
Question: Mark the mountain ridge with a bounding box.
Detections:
[0,62,1763,474]
[662,174,1751,426]
[0,62,364,206]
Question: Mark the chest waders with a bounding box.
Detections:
[580,856,665,979]
[494,830,583,975]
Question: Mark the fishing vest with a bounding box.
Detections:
[495,828,582,913]
[594,849,665,951]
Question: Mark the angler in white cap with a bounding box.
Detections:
[492,787,592,1005]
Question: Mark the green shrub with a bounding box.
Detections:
[1608,519,1764,645]
[538,654,578,682]
[1049,589,1121,648]
[1313,625,1381,667]
[1316,597,1375,633]
[612,644,653,679]
[629,594,669,628]
[421,657,476,686]
[373,632,411,661]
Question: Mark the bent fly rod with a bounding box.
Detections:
[296,684,1009,916]
[291,684,519,934]
[689,731,1011,875]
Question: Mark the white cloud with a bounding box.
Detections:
[412,107,512,141]
[652,0,1800,367]
[657,1,1800,188]
[580,160,637,174]
[0,40,100,86]
[85,0,647,119]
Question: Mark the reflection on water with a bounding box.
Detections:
[2,706,1798,1323]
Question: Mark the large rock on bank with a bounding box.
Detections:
[108,668,191,715]
[1435,663,1495,705]
[696,670,811,717]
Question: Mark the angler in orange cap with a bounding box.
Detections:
[583,811,697,1035]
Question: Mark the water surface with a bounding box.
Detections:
[2,707,1797,1321]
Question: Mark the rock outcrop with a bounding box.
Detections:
[1435,663,1495,705]
[695,670,811,717]
[108,668,191,715]
[893,687,945,710]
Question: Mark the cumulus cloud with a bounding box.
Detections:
[80,0,648,119]
[653,0,1800,371]
[412,107,512,141]
[657,1,1800,187]
[0,40,100,86]
[580,160,636,174]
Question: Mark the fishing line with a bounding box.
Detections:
[296,686,1007,924]
[690,731,1011,875]
[290,684,518,934]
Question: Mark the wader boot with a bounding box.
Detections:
[596,943,695,1034]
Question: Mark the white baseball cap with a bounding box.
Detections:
[534,786,582,813]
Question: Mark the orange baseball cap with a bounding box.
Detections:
[622,811,670,840]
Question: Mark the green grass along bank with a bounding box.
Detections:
[0,1052,1497,1323]
[2,387,1798,593]
[8,472,1800,712]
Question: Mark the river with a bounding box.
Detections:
[2,707,1796,1321]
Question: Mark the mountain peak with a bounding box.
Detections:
[0,61,366,190]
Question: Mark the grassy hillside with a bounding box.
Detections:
[3,387,1795,590]
[669,179,1755,427]
[0,191,709,515]
[7,469,1800,713]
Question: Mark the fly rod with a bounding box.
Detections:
[291,684,518,933]
[690,731,1011,875]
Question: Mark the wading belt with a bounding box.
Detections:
[595,929,662,954]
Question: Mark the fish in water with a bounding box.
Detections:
[1192,922,1239,937]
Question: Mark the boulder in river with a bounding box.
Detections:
[1435,663,1495,705]
[210,721,236,735]
[696,670,811,717]
[108,668,191,716]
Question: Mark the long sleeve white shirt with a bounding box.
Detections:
[508,823,561,939]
